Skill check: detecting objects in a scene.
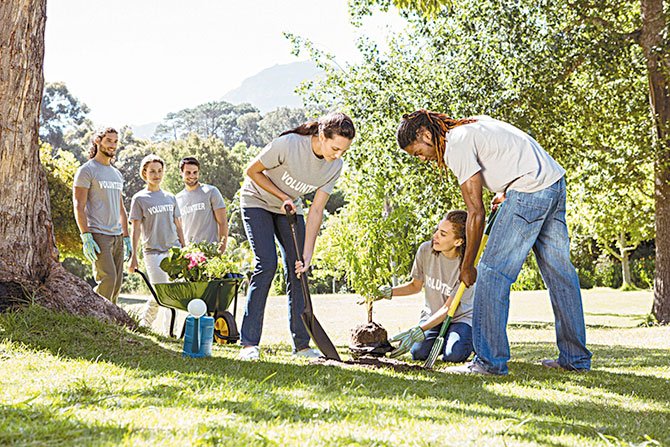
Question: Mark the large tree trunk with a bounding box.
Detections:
[641,0,670,323]
[0,0,133,327]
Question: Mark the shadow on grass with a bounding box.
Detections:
[1,305,669,446]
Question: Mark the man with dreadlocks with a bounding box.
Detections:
[73,128,132,303]
[396,110,591,375]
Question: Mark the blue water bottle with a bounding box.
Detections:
[183,299,214,358]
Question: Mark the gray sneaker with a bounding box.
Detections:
[541,358,588,372]
[445,361,495,375]
[293,348,323,359]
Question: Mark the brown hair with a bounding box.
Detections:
[179,156,200,171]
[433,210,468,264]
[280,112,356,140]
[139,154,165,181]
[88,127,118,159]
[397,110,476,170]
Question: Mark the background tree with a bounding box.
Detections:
[153,101,262,146]
[370,0,669,318]
[257,107,309,145]
[0,0,132,325]
[39,81,93,161]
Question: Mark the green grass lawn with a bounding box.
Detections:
[1,289,669,446]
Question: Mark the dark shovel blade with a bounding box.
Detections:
[301,311,341,361]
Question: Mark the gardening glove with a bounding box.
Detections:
[356,285,393,305]
[389,326,425,358]
[80,232,100,263]
[123,236,132,261]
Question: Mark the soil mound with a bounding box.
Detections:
[349,322,393,358]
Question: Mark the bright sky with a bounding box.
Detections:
[44,0,404,126]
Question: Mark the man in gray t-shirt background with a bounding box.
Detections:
[72,127,132,303]
[175,157,228,252]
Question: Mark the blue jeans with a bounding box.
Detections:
[240,207,311,351]
[410,321,473,363]
[472,178,592,375]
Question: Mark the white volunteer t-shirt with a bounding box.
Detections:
[444,115,565,193]
[129,188,181,254]
[410,241,474,326]
[240,133,343,215]
[73,159,124,236]
[176,184,226,244]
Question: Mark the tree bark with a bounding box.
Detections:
[617,232,635,289]
[640,0,670,323]
[0,0,134,327]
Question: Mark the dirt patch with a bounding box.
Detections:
[313,355,430,374]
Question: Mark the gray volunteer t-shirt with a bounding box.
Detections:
[240,133,343,215]
[444,115,565,193]
[410,241,474,326]
[73,159,124,235]
[129,188,181,254]
[176,184,226,244]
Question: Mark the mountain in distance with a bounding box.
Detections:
[222,60,324,113]
[130,61,323,140]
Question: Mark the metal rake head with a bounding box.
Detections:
[423,337,444,369]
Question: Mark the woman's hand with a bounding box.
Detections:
[282,198,297,214]
[128,257,138,275]
[295,255,311,277]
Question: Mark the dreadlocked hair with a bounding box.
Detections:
[88,127,118,159]
[279,112,355,140]
[397,109,476,171]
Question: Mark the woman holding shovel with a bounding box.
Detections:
[379,210,475,363]
[238,112,355,361]
[396,110,591,375]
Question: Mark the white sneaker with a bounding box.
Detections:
[239,346,260,361]
[293,348,323,359]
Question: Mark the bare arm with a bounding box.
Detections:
[128,219,142,273]
[459,172,486,286]
[175,217,185,247]
[120,196,129,237]
[390,278,424,297]
[214,207,228,253]
[73,186,90,234]
[419,293,459,331]
[245,159,295,211]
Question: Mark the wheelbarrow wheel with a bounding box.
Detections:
[213,311,239,344]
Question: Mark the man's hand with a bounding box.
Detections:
[491,192,506,211]
[81,233,100,263]
[123,236,132,261]
[389,326,425,358]
[459,265,477,288]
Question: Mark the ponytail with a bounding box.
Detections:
[280,112,355,140]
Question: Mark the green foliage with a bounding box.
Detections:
[511,255,546,292]
[158,239,251,282]
[40,142,82,258]
[153,100,262,147]
[291,0,654,295]
[40,82,93,162]
[155,134,249,201]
